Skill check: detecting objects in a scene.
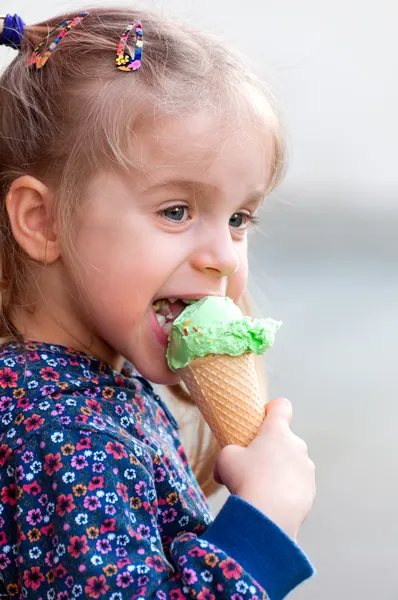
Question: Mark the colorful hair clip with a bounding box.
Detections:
[28,11,88,70]
[116,20,143,72]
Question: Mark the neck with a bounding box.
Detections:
[8,261,127,371]
[10,306,125,372]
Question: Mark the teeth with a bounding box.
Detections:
[155,314,166,327]
[153,297,199,312]
[163,322,172,336]
[153,299,168,313]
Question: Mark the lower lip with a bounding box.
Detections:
[149,309,169,347]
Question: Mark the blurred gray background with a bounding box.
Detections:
[2,1,397,598]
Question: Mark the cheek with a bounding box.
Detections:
[227,252,248,302]
[62,218,143,316]
[71,206,141,282]
[62,211,174,319]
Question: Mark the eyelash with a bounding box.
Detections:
[159,205,260,229]
[241,214,260,226]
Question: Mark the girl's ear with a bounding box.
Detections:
[5,175,60,264]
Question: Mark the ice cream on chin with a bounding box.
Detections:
[166,296,281,448]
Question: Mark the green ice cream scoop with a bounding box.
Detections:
[166,296,281,371]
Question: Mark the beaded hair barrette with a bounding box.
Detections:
[28,11,89,70]
[116,20,143,71]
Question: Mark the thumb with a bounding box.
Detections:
[264,397,292,425]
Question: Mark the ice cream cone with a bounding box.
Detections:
[178,352,265,448]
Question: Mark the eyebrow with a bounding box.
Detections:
[143,179,266,207]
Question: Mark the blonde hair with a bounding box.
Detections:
[0,8,285,497]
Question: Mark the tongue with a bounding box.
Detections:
[169,300,186,320]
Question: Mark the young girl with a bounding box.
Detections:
[0,9,315,600]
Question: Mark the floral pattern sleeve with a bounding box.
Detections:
[3,426,273,600]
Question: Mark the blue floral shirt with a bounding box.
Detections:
[0,341,313,600]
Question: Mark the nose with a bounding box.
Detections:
[190,225,240,278]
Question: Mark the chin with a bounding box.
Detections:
[125,340,182,386]
[139,366,181,385]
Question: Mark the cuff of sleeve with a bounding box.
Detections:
[201,494,315,600]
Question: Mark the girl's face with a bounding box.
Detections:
[65,113,273,384]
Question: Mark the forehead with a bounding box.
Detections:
[131,112,275,191]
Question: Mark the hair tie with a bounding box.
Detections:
[0,14,25,50]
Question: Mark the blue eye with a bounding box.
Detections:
[229,212,259,229]
[229,213,245,228]
[161,206,189,222]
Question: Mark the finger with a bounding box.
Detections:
[265,397,293,425]
[292,434,308,454]
[213,462,223,485]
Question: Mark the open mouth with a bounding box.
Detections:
[152,298,198,336]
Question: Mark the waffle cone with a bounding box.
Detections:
[178,353,265,448]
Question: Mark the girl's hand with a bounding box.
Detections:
[214,397,316,541]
